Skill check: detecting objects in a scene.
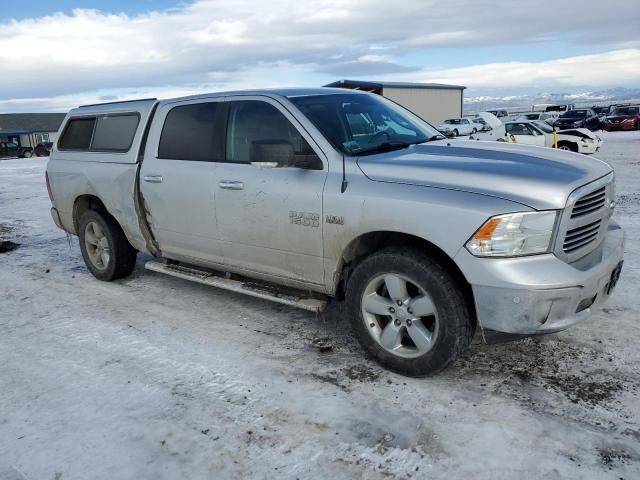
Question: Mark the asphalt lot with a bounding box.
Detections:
[1,132,639,479]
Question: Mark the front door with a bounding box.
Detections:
[505,123,546,146]
[140,99,225,264]
[214,98,327,285]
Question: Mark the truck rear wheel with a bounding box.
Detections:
[346,248,474,376]
[78,210,137,281]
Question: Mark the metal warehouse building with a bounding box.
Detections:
[325,79,466,125]
[0,113,66,148]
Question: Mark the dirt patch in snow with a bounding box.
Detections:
[311,364,382,391]
[598,447,633,469]
[616,193,640,208]
[452,337,638,423]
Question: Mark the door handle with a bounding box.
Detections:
[143,175,163,183]
[218,180,244,190]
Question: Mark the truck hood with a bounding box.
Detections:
[356,140,612,210]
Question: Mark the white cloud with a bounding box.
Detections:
[410,49,640,89]
[0,0,639,111]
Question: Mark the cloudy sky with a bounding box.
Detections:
[1,0,639,112]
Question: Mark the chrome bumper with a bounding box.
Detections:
[454,220,625,334]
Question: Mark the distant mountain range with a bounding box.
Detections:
[465,87,640,112]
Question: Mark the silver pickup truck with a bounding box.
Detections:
[46,88,625,376]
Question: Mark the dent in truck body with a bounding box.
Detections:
[47,99,158,254]
[50,160,150,253]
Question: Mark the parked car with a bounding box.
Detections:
[436,117,477,136]
[553,109,601,131]
[545,104,575,113]
[515,112,558,124]
[463,115,490,132]
[35,141,54,157]
[591,106,611,118]
[487,109,508,118]
[601,105,640,131]
[502,120,602,154]
[0,141,33,158]
[46,88,624,376]
[465,112,503,131]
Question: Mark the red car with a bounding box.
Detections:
[601,105,640,131]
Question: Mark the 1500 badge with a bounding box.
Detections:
[289,211,320,228]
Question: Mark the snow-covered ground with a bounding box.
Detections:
[1,132,639,480]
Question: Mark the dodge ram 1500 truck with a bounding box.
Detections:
[46,88,625,376]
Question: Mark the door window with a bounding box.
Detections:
[158,102,222,161]
[226,101,318,166]
[506,123,534,135]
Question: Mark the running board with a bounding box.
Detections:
[145,260,327,313]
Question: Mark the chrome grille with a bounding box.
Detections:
[571,186,606,218]
[555,174,613,263]
[563,219,602,253]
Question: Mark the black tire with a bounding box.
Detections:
[346,248,474,376]
[22,151,33,158]
[78,209,137,281]
[453,129,459,137]
[472,127,477,134]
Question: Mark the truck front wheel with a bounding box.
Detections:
[346,248,474,376]
[78,210,137,281]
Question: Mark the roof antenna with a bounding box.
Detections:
[340,155,348,193]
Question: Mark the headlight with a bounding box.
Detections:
[466,211,558,257]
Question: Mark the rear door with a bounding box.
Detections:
[140,99,226,263]
[213,97,328,285]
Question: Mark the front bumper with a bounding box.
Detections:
[454,220,625,334]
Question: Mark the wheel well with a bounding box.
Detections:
[557,140,578,151]
[336,231,477,328]
[73,195,108,232]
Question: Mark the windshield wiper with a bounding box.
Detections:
[352,139,429,156]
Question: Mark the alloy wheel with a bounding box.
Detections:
[361,273,439,358]
[84,221,110,270]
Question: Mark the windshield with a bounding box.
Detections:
[561,109,588,118]
[611,106,639,116]
[532,121,554,133]
[288,93,441,155]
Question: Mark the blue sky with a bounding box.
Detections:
[0,0,639,111]
[5,0,180,19]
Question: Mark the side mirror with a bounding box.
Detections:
[250,140,294,168]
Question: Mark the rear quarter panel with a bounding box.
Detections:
[47,100,157,253]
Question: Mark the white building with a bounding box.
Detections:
[325,79,466,125]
